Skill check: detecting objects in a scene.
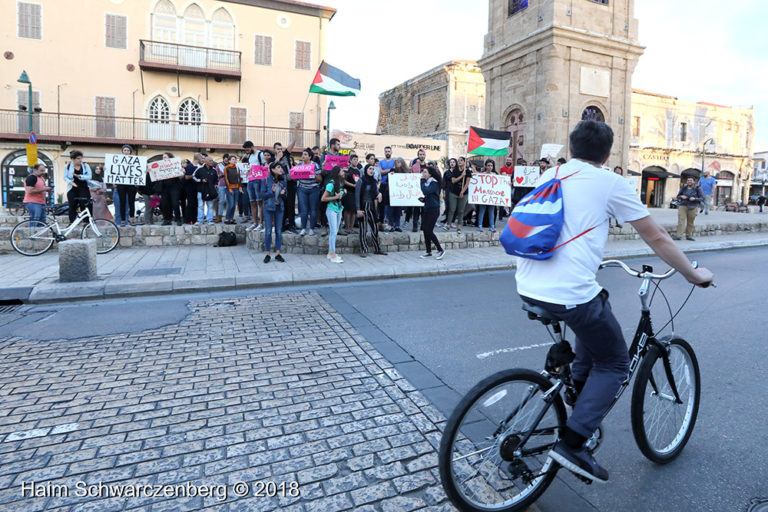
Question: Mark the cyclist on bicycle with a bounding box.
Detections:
[516,121,713,483]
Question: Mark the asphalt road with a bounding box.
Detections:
[2,246,766,512]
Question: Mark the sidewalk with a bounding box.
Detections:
[2,229,767,303]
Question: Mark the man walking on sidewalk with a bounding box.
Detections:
[698,170,717,215]
[673,177,703,241]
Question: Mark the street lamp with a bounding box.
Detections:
[700,137,714,174]
[326,100,336,148]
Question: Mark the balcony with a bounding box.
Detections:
[0,110,319,151]
[139,40,242,80]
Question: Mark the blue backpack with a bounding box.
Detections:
[500,167,595,260]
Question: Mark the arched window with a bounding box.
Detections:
[211,7,235,64]
[505,108,526,160]
[183,4,206,47]
[152,0,177,43]
[178,99,201,125]
[582,106,605,122]
[148,97,170,123]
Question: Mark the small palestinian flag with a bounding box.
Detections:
[467,127,511,156]
[310,61,361,97]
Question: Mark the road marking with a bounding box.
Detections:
[476,342,551,360]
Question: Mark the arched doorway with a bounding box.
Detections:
[1,150,55,208]
[582,106,605,122]
[680,168,700,181]
[641,166,668,208]
[716,170,734,205]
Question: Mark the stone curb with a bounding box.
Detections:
[22,238,768,304]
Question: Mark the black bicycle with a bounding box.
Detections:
[439,260,708,512]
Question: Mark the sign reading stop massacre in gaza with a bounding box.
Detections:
[469,173,511,207]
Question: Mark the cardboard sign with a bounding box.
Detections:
[148,158,184,182]
[540,144,563,160]
[248,165,269,181]
[388,174,424,207]
[105,154,147,186]
[323,154,349,171]
[513,166,540,188]
[469,173,511,207]
[290,164,317,180]
[236,163,252,182]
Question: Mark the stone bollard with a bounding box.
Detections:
[59,239,98,283]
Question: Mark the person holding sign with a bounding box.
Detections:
[244,141,267,232]
[420,166,445,259]
[64,150,93,223]
[445,156,471,234]
[321,166,346,263]
[355,164,387,257]
[259,162,287,263]
[386,158,409,232]
[477,159,499,233]
[342,154,361,234]
[297,148,322,236]
[115,145,138,226]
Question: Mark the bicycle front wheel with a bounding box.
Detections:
[10,220,56,256]
[81,219,120,254]
[631,338,700,464]
[439,369,565,512]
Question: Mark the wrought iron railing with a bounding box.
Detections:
[139,39,242,76]
[0,110,319,149]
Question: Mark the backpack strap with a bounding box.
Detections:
[549,225,598,253]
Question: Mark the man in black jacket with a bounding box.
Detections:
[194,157,219,224]
[672,177,703,241]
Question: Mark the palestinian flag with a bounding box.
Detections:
[309,61,361,97]
[467,126,511,156]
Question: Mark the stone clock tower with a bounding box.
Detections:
[478,0,644,167]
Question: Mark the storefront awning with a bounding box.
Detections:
[642,169,681,179]
[627,170,641,176]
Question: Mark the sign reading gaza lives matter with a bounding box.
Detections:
[105,154,147,186]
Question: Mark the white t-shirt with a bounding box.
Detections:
[515,159,649,305]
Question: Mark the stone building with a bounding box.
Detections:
[377,61,485,159]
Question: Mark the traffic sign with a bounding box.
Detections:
[29,132,37,144]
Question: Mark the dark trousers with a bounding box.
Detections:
[161,187,182,222]
[318,198,328,228]
[283,180,297,230]
[521,290,629,439]
[422,208,442,254]
[405,206,421,229]
[359,202,381,254]
[67,186,91,223]
[116,185,136,221]
[183,183,198,223]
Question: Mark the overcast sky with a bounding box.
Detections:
[322,0,767,151]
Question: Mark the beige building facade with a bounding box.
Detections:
[1,0,334,207]
[377,61,485,159]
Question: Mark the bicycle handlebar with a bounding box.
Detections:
[600,259,699,281]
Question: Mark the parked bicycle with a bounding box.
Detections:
[439,259,711,512]
[10,198,120,256]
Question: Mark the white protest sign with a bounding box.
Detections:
[389,174,424,207]
[148,158,184,182]
[513,166,540,188]
[540,144,563,160]
[236,163,251,182]
[105,154,147,186]
[469,173,511,207]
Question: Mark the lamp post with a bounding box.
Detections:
[700,137,714,174]
[326,100,336,149]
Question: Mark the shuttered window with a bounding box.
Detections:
[16,89,41,133]
[95,96,116,138]
[106,14,127,49]
[295,41,311,71]
[230,107,247,144]
[18,2,42,39]
[255,35,272,66]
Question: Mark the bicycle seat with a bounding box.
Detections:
[521,301,559,325]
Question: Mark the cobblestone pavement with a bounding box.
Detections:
[0,292,457,512]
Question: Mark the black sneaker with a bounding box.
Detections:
[263,255,271,263]
[671,235,682,240]
[275,254,285,262]
[549,440,608,483]
[686,236,695,241]
[436,250,445,260]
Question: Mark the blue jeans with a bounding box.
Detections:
[217,186,227,216]
[298,186,320,230]
[24,202,46,226]
[263,207,283,252]
[113,189,121,225]
[387,206,402,228]
[226,188,240,221]
[477,205,496,229]
[247,180,262,202]
[326,209,342,253]
[197,193,215,223]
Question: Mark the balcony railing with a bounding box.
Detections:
[0,110,319,150]
[139,39,242,79]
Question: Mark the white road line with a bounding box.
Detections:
[476,342,552,360]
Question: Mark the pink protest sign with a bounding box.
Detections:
[290,164,317,180]
[323,154,349,171]
[248,165,269,181]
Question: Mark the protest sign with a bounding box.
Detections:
[323,154,349,171]
[148,158,184,182]
[469,173,511,207]
[236,163,252,182]
[513,166,540,188]
[105,154,147,186]
[388,174,424,207]
[290,164,317,180]
[540,144,563,160]
[248,165,269,181]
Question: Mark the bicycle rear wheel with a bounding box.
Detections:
[631,338,700,463]
[81,219,120,254]
[439,369,565,512]
[10,220,56,256]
